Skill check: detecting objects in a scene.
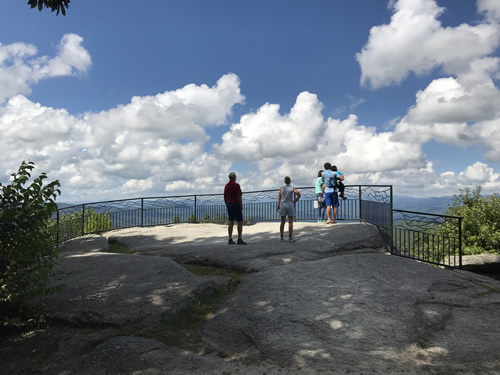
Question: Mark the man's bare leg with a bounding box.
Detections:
[280,216,286,237]
[237,220,243,240]
[228,220,234,240]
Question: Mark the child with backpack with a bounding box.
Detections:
[331,165,346,200]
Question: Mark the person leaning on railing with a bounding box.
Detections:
[224,172,247,245]
[277,176,301,242]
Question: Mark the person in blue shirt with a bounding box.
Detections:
[322,162,344,224]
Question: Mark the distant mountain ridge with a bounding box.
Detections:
[393,196,453,215]
[58,196,454,216]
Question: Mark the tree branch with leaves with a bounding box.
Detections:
[28,0,70,16]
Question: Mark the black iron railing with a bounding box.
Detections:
[55,184,462,268]
[391,210,462,268]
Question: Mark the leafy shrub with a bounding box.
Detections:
[58,208,113,241]
[0,161,61,326]
[444,186,500,255]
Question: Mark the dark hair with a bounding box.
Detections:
[284,176,291,184]
[331,165,338,171]
[324,162,331,170]
[317,170,323,177]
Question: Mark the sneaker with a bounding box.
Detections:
[280,237,285,242]
[289,237,295,242]
[237,239,247,245]
[228,239,235,245]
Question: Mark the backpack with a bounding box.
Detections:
[325,172,339,189]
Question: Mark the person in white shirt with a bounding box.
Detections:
[277,176,301,242]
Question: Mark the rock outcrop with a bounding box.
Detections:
[1,222,499,374]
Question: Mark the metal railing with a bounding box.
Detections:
[391,210,462,268]
[55,184,462,268]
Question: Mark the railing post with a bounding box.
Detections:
[81,204,85,237]
[458,216,462,269]
[358,185,362,222]
[194,195,197,220]
[56,208,60,245]
[141,198,144,227]
[390,185,394,254]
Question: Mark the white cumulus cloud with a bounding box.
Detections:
[356,0,500,89]
[0,34,91,103]
[0,66,245,201]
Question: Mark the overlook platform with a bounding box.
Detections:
[2,222,499,374]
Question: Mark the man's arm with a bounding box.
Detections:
[293,188,301,203]
[277,188,282,210]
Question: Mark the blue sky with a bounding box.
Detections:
[1,0,499,202]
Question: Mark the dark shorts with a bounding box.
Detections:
[325,192,339,208]
[226,202,243,222]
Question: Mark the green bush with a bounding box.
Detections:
[444,186,500,255]
[58,208,113,240]
[0,161,62,326]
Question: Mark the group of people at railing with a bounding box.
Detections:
[223,162,346,244]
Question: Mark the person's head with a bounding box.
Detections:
[317,170,323,177]
[228,172,236,181]
[284,176,291,184]
[331,165,338,171]
[324,162,332,170]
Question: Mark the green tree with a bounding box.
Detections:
[28,0,70,15]
[57,208,114,241]
[445,186,500,255]
[0,161,62,326]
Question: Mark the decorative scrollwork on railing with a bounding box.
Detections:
[360,185,392,204]
[393,210,460,237]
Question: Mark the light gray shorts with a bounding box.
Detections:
[280,203,295,217]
